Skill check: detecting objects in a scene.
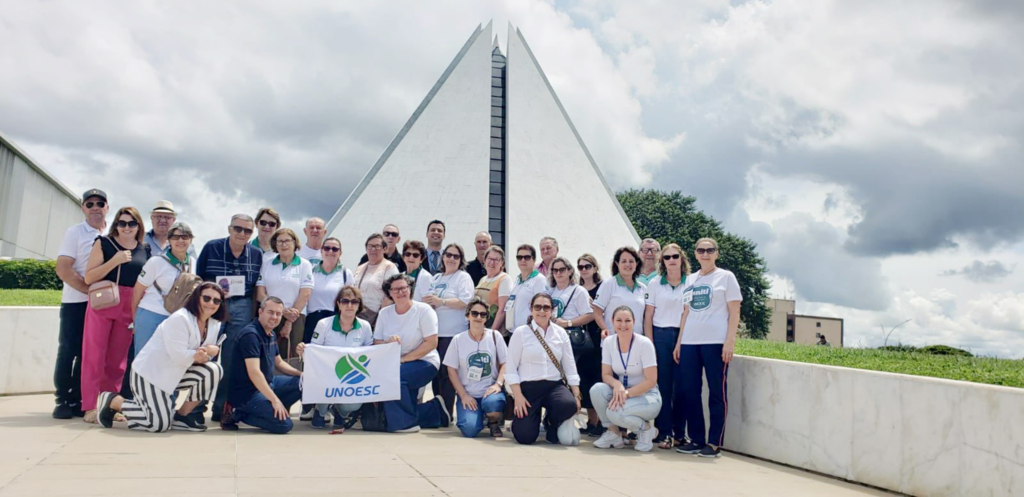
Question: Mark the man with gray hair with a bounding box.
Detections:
[143,200,197,259]
[637,238,662,285]
[537,236,559,276]
[465,231,491,285]
[196,214,264,421]
[297,217,326,264]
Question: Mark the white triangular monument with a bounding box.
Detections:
[327,22,640,271]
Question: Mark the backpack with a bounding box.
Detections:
[153,255,203,314]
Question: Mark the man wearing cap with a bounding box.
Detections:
[52,189,109,419]
[144,200,197,260]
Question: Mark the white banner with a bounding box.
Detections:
[301,342,401,404]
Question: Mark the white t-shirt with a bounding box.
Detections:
[297,244,322,265]
[508,271,548,330]
[409,267,433,303]
[307,263,354,313]
[593,276,647,334]
[679,268,743,345]
[425,270,475,337]
[256,255,315,309]
[136,254,193,316]
[546,284,592,322]
[442,329,508,398]
[57,221,103,303]
[644,275,687,328]
[373,301,440,369]
[354,261,400,312]
[310,315,373,348]
[601,334,657,389]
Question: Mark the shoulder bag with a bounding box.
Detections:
[359,402,388,432]
[88,237,122,310]
[154,255,203,314]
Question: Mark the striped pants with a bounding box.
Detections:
[121,363,223,433]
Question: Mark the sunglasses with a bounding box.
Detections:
[516,255,533,261]
[696,248,717,255]
[322,246,341,253]
[443,252,461,259]
[201,295,223,305]
[468,310,488,318]
[663,254,682,260]
[169,234,193,241]
[403,251,422,259]
[231,225,254,236]
[551,267,570,274]
[116,220,139,228]
[532,304,553,312]
[258,220,278,228]
[84,201,106,209]
[338,298,361,306]
[384,231,399,237]
[577,263,594,271]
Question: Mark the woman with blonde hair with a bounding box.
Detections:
[473,245,513,333]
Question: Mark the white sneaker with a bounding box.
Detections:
[634,424,658,452]
[299,407,314,421]
[395,425,421,433]
[593,429,625,449]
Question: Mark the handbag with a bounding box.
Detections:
[88,237,123,311]
[559,288,594,352]
[154,255,202,314]
[358,402,388,432]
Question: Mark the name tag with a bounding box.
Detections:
[467,366,484,382]
[219,275,245,297]
[504,295,515,313]
[682,286,693,305]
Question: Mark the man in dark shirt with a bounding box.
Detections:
[197,214,264,419]
[358,223,406,272]
[221,297,303,434]
[465,231,491,285]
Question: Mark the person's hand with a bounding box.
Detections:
[673,344,681,364]
[610,384,627,410]
[387,335,402,344]
[284,308,300,322]
[423,294,440,307]
[296,343,306,357]
[204,345,220,358]
[115,250,132,265]
[600,329,610,339]
[574,393,582,414]
[271,398,289,421]
[483,384,502,397]
[193,348,209,364]
[722,340,735,364]
[514,395,531,418]
[460,396,478,411]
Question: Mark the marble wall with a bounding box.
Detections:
[721,356,1024,496]
[0,307,59,394]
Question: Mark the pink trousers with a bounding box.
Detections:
[81,286,134,411]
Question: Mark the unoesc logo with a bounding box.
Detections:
[326,354,381,399]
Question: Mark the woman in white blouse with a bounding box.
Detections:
[95,282,226,433]
[591,306,661,452]
[422,243,475,420]
[354,233,400,326]
[593,246,646,337]
[132,222,195,354]
[401,240,432,302]
[255,228,313,360]
[506,293,581,445]
[507,244,548,332]
[303,237,353,343]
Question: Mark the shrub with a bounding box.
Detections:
[920,345,973,357]
[0,259,62,290]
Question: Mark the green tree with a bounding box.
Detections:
[617,189,773,338]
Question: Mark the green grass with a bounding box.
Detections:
[736,338,1024,388]
[0,289,62,307]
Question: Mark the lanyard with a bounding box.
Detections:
[617,334,634,387]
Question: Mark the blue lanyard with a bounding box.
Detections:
[617,334,634,387]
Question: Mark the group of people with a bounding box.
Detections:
[52,188,743,458]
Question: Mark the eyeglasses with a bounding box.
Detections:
[169,234,193,241]
[640,248,657,254]
[276,238,295,246]
[469,310,488,318]
[231,225,254,236]
[258,220,278,228]
[384,231,399,237]
[696,247,717,255]
[516,255,533,261]
[443,252,460,259]
[116,220,139,228]
[201,295,223,305]
[84,201,106,209]
[322,246,341,253]
[390,285,410,294]
[366,244,383,250]
[551,267,569,274]
[485,257,503,264]
[403,251,422,259]
[338,298,361,306]
[663,254,681,260]
[532,304,553,312]
[577,263,594,271]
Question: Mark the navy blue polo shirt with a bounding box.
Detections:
[227,319,278,407]
[196,237,263,299]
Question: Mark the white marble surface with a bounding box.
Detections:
[0,307,59,394]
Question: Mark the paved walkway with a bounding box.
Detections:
[0,394,891,496]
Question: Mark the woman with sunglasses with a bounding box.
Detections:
[506,293,581,445]
[421,243,475,418]
[354,233,400,326]
[507,244,548,336]
[81,207,150,423]
[95,282,227,433]
[401,240,431,302]
[473,245,512,333]
[256,228,314,361]
[297,285,372,432]
[443,298,508,438]
[250,207,281,255]
[575,254,606,435]
[303,237,353,343]
[132,222,196,355]
[643,243,691,449]
[593,247,646,338]
[673,238,742,458]
[545,256,599,434]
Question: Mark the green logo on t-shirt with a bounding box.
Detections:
[690,285,713,311]
[552,298,565,317]
[467,351,492,378]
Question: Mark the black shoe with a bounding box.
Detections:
[220,403,239,431]
[697,444,722,458]
[52,402,74,420]
[96,392,116,428]
[188,411,206,427]
[676,442,704,454]
[172,412,207,432]
[71,403,85,417]
[586,423,606,437]
[436,396,451,427]
[211,406,222,423]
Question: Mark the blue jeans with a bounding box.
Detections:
[382,360,446,432]
[233,375,302,434]
[213,297,254,414]
[652,326,684,439]
[590,383,662,432]
[315,403,361,418]
[134,308,170,355]
[455,392,506,438]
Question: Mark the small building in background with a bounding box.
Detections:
[766,298,844,347]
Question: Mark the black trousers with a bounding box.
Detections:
[431,336,456,417]
[511,380,577,445]
[120,336,135,400]
[54,302,87,406]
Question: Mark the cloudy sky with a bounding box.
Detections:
[2,0,1022,357]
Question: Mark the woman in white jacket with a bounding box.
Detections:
[95,282,227,432]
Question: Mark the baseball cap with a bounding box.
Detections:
[82,189,107,202]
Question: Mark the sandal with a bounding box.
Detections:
[657,438,674,450]
[113,412,127,423]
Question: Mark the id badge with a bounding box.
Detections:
[219,275,245,298]
[504,295,515,313]
[682,286,694,305]
[467,366,484,382]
